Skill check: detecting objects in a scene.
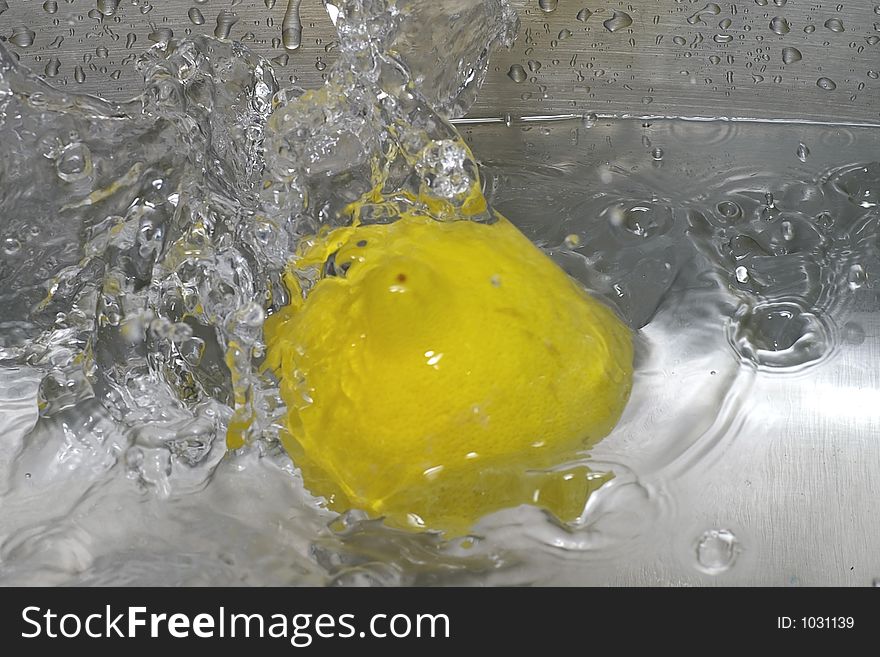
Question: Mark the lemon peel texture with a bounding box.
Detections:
[261,213,633,534]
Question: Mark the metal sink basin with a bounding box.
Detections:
[1,0,878,586]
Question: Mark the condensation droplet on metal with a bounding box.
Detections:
[188,7,205,26]
[507,64,527,83]
[782,47,802,64]
[603,11,633,33]
[796,143,810,162]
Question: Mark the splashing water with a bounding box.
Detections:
[1,0,879,585]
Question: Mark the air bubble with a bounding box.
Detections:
[695,529,740,575]
[716,201,744,222]
[606,202,674,240]
[55,142,93,182]
[2,237,22,255]
[730,302,831,370]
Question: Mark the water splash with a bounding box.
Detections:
[0,0,527,583]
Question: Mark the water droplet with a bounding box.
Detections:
[96,45,109,58]
[188,7,205,26]
[265,0,277,8]
[214,9,239,39]
[824,18,845,33]
[271,53,289,67]
[687,3,721,25]
[755,0,768,5]
[98,0,119,15]
[148,28,173,44]
[769,17,790,35]
[538,0,558,12]
[867,35,880,45]
[2,237,21,255]
[695,529,740,575]
[603,10,633,33]
[673,35,687,46]
[731,302,831,369]
[558,28,572,40]
[650,147,664,161]
[507,64,527,83]
[140,2,153,15]
[282,0,303,51]
[796,143,810,162]
[719,18,732,29]
[315,58,326,72]
[576,8,592,22]
[804,24,816,33]
[781,47,802,65]
[74,65,86,84]
[716,201,744,222]
[125,32,137,49]
[43,0,58,14]
[9,27,36,48]
[44,57,61,77]
[847,264,866,290]
[714,34,733,43]
[868,70,880,80]
[816,76,837,90]
[56,142,92,181]
[607,203,674,240]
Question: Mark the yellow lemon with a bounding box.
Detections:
[262,212,633,534]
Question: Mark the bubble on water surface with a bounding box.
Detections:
[695,529,740,574]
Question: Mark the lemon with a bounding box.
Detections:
[262,212,633,534]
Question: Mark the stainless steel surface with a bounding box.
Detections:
[2,0,878,122]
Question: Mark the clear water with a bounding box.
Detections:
[1,0,879,585]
